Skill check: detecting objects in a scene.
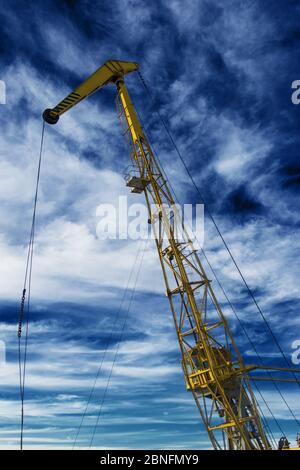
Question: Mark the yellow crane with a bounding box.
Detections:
[43,60,300,450]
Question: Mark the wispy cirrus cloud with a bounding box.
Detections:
[0,0,299,450]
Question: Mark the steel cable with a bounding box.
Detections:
[73,239,145,448]
[89,239,148,448]
[17,120,46,450]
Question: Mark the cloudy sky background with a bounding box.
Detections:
[0,0,299,449]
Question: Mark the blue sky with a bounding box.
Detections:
[0,0,299,450]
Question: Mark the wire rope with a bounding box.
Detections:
[17,120,46,450]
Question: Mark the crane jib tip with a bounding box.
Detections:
[42,108,59,125]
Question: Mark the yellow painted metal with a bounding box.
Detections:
[115,77,271,450]
[43,60,300,451]
[46,60,138,120]
[118,80,143,143]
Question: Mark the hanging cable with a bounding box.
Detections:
[73,238,145,448]
[17,120,46,450]
[137,71,300,389]
[89,239,148,448]
[255,398,277,448]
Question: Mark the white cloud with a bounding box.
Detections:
[0,1,299,451]
[214,123,272,182]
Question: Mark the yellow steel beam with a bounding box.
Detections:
[43,60,138,124]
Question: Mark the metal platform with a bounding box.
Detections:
[124,165,150,193]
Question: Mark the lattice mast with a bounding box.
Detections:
[115,76,270,450]
[42,60,276,450]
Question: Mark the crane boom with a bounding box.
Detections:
[43,60,138,124]
[43,60,298,450]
